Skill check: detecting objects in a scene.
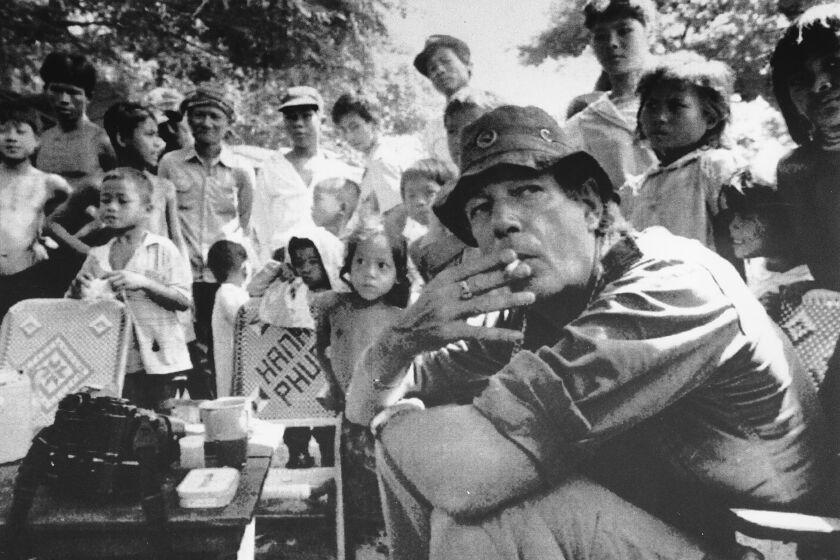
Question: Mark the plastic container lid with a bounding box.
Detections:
[177,467,240,508]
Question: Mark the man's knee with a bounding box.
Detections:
[428,509,502,560]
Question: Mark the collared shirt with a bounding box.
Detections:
[563,93,657,191]
[398,228,828,507]
[247,148,358,264]
[212,282,250,397]
[361,136,423,214]
[77,232,193,375]
[158,145,255,281]
[620,147,744,250]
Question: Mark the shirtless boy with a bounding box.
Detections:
[0,102,70,276]
[0,101,75,319]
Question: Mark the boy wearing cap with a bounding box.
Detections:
[280,86,327,185]
[562,0,658,190]
[158,83,255,399]
[414,35,473,100]
[347,105,826,560]
[414,34,479,163]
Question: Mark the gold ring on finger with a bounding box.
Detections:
[458,280,474,301]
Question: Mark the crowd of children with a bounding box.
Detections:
[4,0,840,552]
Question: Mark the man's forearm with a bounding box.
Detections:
[237,180,253,230]
[344,327,417,425]
[378,405,544,519]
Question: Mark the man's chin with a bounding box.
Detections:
[0,154,30,165]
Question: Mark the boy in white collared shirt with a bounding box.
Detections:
[69,168,192,410]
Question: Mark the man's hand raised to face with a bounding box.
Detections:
[386,248,535,359]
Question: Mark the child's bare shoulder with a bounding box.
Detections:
[312,290,344,312]
[43,171,71,193]
[1,165,67,195]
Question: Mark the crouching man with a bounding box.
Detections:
[345,105,830,560]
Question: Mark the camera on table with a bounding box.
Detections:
[43,393,184,499]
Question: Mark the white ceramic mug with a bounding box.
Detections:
[199,397,251,442]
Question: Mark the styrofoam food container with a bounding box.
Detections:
[177,467,240,508]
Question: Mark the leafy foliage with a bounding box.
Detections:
[0,0,434,148]
[519,0,791,100]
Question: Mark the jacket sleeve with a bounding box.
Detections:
[473,258,743,482]
[408,313,513,407]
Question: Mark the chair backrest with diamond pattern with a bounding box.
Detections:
[233,299,336,425]
[0,298,131,427]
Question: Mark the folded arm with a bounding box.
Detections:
[378,404,545,519]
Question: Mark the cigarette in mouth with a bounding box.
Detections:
[504,259,522,274]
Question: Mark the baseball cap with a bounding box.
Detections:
[279,86,324,113]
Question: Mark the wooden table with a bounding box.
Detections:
[0,456,271,559]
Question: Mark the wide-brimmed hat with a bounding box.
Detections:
[433,105,616,246]
[413,35,471,77]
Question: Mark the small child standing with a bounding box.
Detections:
[399,159,450,242]
[721,170,811,300]
[315,224,410,407]
[248,231,343,468]
[102,102,186,250]
[68,168,192,410]
[0,101,74,319]
[314,222,410,520]
[310,176,361,240]
[620,51,744,257]
[208,240,250,398]
[399,159,456,280]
